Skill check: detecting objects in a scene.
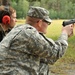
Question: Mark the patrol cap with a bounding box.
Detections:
[27,6,52,23]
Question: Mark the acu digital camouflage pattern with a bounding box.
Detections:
[0,25,11,42]
[27,6,52,23]
[0,25,5,42]
[0,24,68,75]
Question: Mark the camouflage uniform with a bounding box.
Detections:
[0,25,5,42]
[0,24,68,75]
[0,7,68,75]
[0,25,11,42]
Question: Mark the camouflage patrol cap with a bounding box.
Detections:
[27,6,52,23]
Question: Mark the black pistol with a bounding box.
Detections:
[62,19,75,26]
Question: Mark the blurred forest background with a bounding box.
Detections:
[0,0,75,19]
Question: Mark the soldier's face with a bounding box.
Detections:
[39,20,49,34]
[10,12,17,28]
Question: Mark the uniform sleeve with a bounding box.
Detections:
[0,25,68,64]
[43,33,68,64]
[23,28,68,64]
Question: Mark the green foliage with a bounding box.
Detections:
[11,0,75,19]
[12,0,29,18]
[32,1,40,6]
[49,9,58,19]
[27,0,41,2]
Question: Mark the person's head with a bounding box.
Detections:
[0,5,17,30]
[26,6,52,34]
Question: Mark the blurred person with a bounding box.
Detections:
[0,6,74,75]
[0,5,17,42]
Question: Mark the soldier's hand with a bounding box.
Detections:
[62,24,74,37]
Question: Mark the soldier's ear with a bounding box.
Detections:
[37,20,42,28]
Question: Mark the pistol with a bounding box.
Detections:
[62,19,75,26]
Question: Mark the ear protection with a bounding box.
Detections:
[0,6,11,25]
[2,15,10,24]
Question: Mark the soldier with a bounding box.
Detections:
[0,2,17,42]
[0,6,74,75]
